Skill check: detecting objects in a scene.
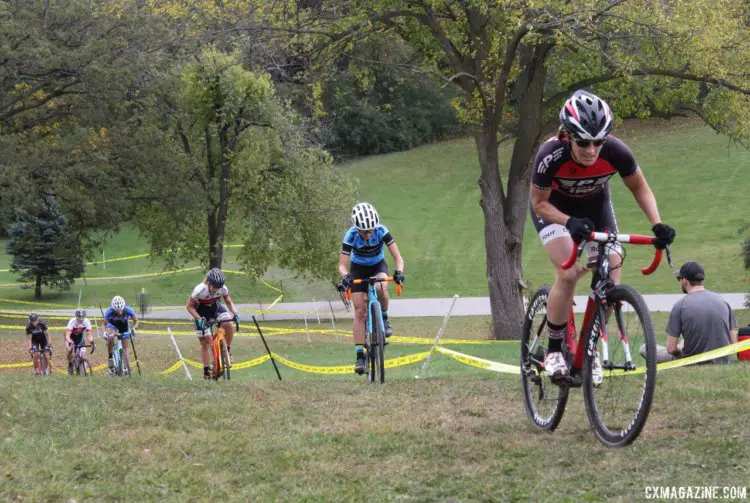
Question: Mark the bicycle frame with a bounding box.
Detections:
[562,232,669,376]
[205,319,232,381]
[347,277,402,340]
[31,346,50,375]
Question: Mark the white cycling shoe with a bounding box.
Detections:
[543,351,569,380]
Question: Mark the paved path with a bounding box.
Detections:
[28,293,748,321]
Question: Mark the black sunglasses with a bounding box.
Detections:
[574,138,606,148]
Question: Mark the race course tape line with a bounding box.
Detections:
[160,351,432,375]
[7,341,748,373]
[0,245,245,272]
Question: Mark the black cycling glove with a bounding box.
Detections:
[393,270,405,285]
[341,273,353,289]
[651,223,676,249]
[565,217,595,242]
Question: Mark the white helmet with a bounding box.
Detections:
[351,202,379,231]
[111,296,126,310]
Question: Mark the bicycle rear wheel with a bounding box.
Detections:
[370,303,386,383]
[583,284,656,447]
[220,339,231,381]
[520,285,569,431]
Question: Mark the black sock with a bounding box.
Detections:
[204,365,210,374]
[547,322,566,352]
[382,311,388,320]
[108,352,113,359]
[356,345,365,358]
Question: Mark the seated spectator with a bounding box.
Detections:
[644,261,738,364]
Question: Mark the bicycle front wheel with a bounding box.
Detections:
[520,285,569,432]
[370,303,386,384]
[583,284,656,447]
[121,347,131,377]
[78,358,93,377]
[220,339,231,381]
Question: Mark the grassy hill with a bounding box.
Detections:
[0,118,748,310]
[1,312,748,501]
[346,117,750,298]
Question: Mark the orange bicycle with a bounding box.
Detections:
[206,319,233,381]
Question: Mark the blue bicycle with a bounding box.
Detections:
[111,331,133,377]
[349,276,401,383]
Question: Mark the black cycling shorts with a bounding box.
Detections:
[196,301,228,321]
[349,260,389,294]
[31,337,48,351]
[530,191,619,235]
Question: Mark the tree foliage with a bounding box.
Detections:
[5,196,85,299]
[127,48,355,278]
[263,0,750,338]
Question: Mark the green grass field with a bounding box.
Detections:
[1,314,748,501]
[0,118,748,310]
[348,117,750,298]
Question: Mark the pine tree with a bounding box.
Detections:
[5,196,85,299]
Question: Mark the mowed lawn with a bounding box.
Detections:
[1,117,749,311]
[1,312,749,501]
[345,117,750,297]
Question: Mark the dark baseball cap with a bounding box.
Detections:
[676,261,705,282]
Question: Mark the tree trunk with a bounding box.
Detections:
[476,122,524,340]
[208,211,223,269]
[34,273,42,300]
[506,41,554,277]
[478,41,553,340]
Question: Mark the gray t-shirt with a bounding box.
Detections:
[666,290,737,364]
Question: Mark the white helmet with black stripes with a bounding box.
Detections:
[351,202,379,232]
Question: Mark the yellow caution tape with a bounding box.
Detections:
[435,346,521,374]
[260,279,283,293]
[264,294,284,311]
[0,361,33,368]
[270,351,431,374]
[86,252,152,266]
[605,339,750,376]
[0,297,74,308]
[231,354,271,370]
[79,267,202,282]
[160,360,186,375]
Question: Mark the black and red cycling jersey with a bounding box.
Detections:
[531,135,639,203]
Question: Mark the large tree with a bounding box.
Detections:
[126,48,355,277]
[0,0,176,239]
[262,0,750,338]
[6,196,85,299]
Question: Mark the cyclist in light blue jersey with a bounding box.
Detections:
[338,202,405,375]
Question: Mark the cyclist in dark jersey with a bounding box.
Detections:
[26,313,51,375]
[530,90,676,382]
[338,202,405,375]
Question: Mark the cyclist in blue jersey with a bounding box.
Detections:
[530,90,675,382]
[338,202,405,375]
[103,295,139,375]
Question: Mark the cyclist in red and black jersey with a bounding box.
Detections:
[186,268,239,379]
[530,90,676,382]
